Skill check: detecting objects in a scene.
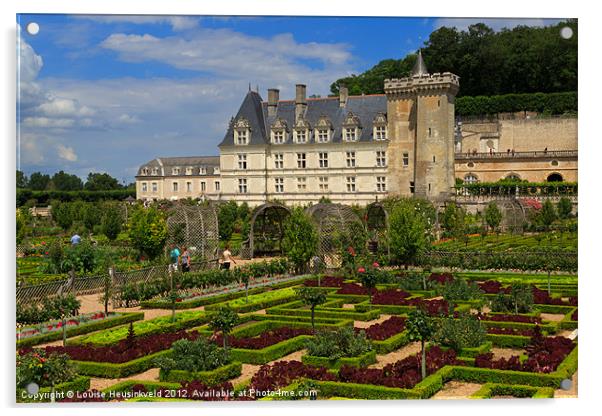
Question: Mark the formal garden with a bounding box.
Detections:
[15,195,577,402]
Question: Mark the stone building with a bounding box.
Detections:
[135,52,577,205]
[135,156,221,201]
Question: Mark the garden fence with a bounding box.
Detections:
[16,258,219,304]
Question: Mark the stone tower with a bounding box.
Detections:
[385,51,460,201]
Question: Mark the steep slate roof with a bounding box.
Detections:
[136,156,220,177]
[219,91,387,146]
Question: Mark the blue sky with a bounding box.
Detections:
[16,14,564,183]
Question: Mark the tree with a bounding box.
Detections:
[209,306,239,350]
[16,170,28,188]
[128,205,168,259]
[484,202,502,233]
[16,211,27,244]
[82,203,102,232]
[539,200,558,231]
[99,272,113,315]
[218,201,238,241]
[357,268,378,303]
[101,204,123,240]
[28,172,51,190]
[441,202,466,238]
[557,197,573,219]
[294,287,327,332]
[236,267,252,303]
[51,170,83,191]
[406,308,435,380]
[52,201,73,230]
[389,201,429,267]
[281,207,318,274]
[84,172,121,191]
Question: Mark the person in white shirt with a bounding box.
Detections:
[221,244,236,270]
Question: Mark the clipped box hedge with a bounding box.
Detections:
[73,349,171,378]
[251,313,352,328]
[159,361,242,385]
[17,375,90,403]
[204,288,301,313]
[372,330,410,354]
[266,305,381,321]
[470,383,555,399]
[301,350,377,370]
[485,333,532,348]
[16,312,144,348]
[230,335,312,365]
[457,341,493,358]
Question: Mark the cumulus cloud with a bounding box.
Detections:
[57,144,78,161]
[23,117,76,128]
[434,17,565,32]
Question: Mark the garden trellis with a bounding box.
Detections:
[492,199,527,233]
[305,203,365,267]
[365,201,390,257]
[241,202,291,259]
[166,204,220,263]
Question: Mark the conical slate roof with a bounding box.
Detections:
[411,50,428,76]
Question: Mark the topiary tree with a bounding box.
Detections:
[294,286,327,332]
[388,201,429,267]
[101,204,123,240]
[281,207,318,274]
[484,202,502,234]
[539,199,558,231]
[128,205,168,260]
[357,267,378,303]
[557,197,573,220]
[406,307,435,380]
[209,306,239,350]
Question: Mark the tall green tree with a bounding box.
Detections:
[16,170,28,188]
[51,171,83,191]
[557,197,572,220]
[101,204,123,240]
[128,205,168,259]
[441,202,466,239]
[484,202,503,233]
[389,201,429,267]
[85,172,122,191]
[281,207,318,274]
[218,200,238,241]
[28,172,51,190]
[539,200,558,231]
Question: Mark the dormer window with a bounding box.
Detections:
[342,112,361,142]
[233,117,251,145]
[185,167,193,175]
[373,113,388,140]
[315,115,333,143]
[213,167,220,175]
[294,129,307,144]
[151,167,159,176]
[200,167,207,175]
[172,167,180,175]
[293,117,311,144]
[270,118,288,144]
[142,167,149,175]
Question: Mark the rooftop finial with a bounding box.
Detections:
[412,49,429,76]
[248,82,251,92]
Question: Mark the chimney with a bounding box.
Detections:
[295,84,307,120]
[267,88,279,117]
[339,84,348,108]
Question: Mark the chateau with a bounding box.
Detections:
[135,53,577,206]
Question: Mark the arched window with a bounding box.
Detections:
[547,173,564,182]
[464,173,478,184]
[505,173,521,181]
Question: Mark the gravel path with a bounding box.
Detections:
[431,381,482,399]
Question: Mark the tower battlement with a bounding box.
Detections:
[384,72,460,95]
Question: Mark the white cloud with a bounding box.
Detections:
[37,96,95,117]
[75,15,199,31]
[57,144,78,162]
[118,113,140,124]
[23,117,75,128]
[434,18,565,32]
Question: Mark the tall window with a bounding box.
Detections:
[319,152,328,168]
[235,129,248,145]
[186,182,192,192]
[274,153,284,169]
[402,152,409,167]
[319,177,329,192]
[376,151,386,167]
[215,181,220,191]
[317,129,329,143]
[346,151,356,168]
[274,178,284,193]
[410,181,415,194]
[200,181,206,192]
[374,125,387,140]
[376,177,386,193]
[172,182,179,192]
[295,130,307,143]
[273,130,285,144]
[141,182,148,192]
[238,178,248,193]
[238,154,247,170]
[297,153,306,168]
[344,128,357,142]
[297,177,307,191]
[152,182,158,192]
[346,176,356,192]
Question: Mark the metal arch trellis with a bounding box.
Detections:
[243,202,291,259]
[305,203,364,267]
[166,204,220,264]
[490,199,526,234]
[365,201,390,258]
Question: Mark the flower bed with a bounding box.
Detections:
[336,283,371,295]
[18,312,116,341]
[360,316,406,341]
[338,346,459,389]
[249,360,337,394]
[212,327,313,350]
[429,273,454,285]
[480,313,542,324]
[478,280,504,294]
[532,287,577,306]
[304,276,345,288]
[487,327,536,337]
[571,309,578,321]
[370,289,412,305]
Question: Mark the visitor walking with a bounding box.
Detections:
[221,244,236,270]
[169,244,180,271]
[70,233,81,246]
[180,246,191,273]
